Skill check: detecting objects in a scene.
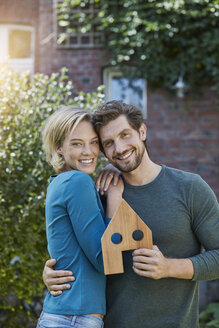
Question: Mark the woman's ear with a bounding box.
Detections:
[139,123,147,141]
[56,146,63,156]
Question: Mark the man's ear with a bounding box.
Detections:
[139,123,147,141]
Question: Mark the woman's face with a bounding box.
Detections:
[57,120,100,175]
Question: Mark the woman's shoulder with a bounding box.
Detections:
[57,170,94,189]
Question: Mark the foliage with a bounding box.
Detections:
[0,64,105,327]
[199,303,219,328]
[56,0,219,92]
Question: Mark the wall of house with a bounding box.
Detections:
[0,0,39,70]
[0,0,38,25]
[37,0,104,92]
[147,87,219,198]
[1,0,218,198]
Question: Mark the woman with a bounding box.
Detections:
[37,106,123,328]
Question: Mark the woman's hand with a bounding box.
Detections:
[105,176,124,218]
[43,259,75,296]
[96,164,121,195]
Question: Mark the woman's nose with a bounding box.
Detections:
[82,144,92,155]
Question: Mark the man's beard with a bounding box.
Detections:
[111,145,145,173]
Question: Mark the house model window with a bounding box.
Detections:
[0,24,34,73]
[103,68,147,118]
[55,0,104,48]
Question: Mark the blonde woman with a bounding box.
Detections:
[37,106,123,328]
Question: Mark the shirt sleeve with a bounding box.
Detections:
[63,172,106,273]
[188,175,219,281]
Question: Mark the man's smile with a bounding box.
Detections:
[116,149,134,161]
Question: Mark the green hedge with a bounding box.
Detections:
[0,64,105,327]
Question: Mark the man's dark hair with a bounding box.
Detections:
[93,100,149,154]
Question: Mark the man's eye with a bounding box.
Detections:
[91,140,99,145]
[104,141,113,148]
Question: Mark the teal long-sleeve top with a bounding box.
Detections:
[43,170,107,316]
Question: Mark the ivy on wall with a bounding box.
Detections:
[57,0,219,92]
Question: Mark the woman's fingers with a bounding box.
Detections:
[96,170,120,194]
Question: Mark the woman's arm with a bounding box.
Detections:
[43,172,124,295]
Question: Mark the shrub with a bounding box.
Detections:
[199,303,219,328]
[0,64,105,327]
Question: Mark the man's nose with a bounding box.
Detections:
[114,141,126,155]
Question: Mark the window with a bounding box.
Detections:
[0,25,34,73]
[54,0,104,48]
[103,68,147,118]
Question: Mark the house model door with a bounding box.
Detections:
[101,199,153,275]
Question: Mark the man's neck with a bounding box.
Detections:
[122,154,161,186]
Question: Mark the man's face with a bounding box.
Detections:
[99,115,146,173]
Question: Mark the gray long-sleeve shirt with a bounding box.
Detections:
[104,165,219,328]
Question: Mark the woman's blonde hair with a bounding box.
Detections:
[42,106,92,173]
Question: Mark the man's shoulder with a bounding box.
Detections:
[162,166,205,195]
[164,165,200,183]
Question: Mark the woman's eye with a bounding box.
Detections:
[91,140,99,145]
[72,143,82,147]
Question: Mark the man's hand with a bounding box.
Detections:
[96,164,121,195]
[43,259,75,296]
[132,246,170,279]
[132,246,194,280]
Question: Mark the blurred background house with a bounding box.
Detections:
[0,0,218,317]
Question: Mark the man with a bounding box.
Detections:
[43,101,219,328]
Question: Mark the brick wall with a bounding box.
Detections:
[147,88,219,198]
[37,0,103,92]
[0,0,38,25]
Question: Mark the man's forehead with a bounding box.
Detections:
[99,115,132,139]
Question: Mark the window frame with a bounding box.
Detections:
[54,0,104,49]
[0,24,34,73]
[103,68,147,118]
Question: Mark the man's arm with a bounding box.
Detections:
[132,246,194,280]
[133,175,219,281]
[43,259,75,296]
